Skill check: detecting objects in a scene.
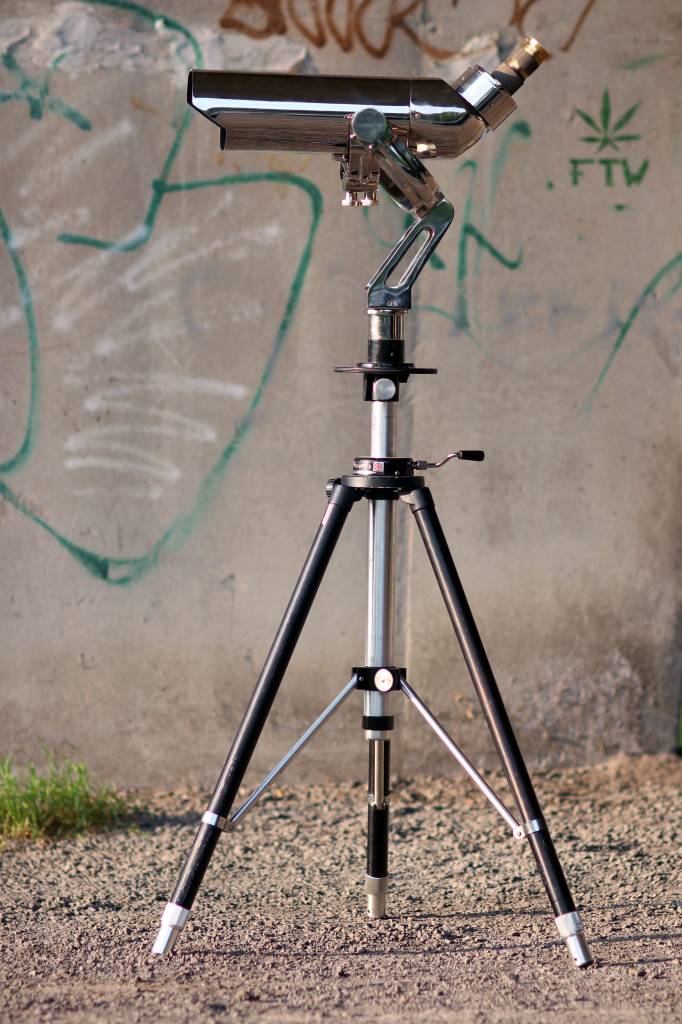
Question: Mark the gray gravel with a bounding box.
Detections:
[1,752,680,1023]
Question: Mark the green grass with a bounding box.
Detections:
[0,755,133,841]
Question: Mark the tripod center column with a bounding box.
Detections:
[364,309,403,919]
[365,308,401,672]
[365,399,396,668]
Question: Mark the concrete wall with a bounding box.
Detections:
[1,0,680,788]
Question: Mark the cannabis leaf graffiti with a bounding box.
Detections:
[575,90,641,152]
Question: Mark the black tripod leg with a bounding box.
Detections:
[366,736,390,917]
[403,487,592,967]
[152,482,360,954]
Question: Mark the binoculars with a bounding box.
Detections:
[188,36,549,164]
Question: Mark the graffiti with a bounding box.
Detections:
[220,0,466,59]
[575,91,641,152]
[570,91,649,190]
[619,54,662,71]
[219,0,288,38]
[0,49,91,130]
[403,120,529,362]
[1,177,322,584]
[570,157,649,187]
[365,113,682,413]
[219,0,601,57]
[510,0,600,52]
[0,0,323,584]
[585,251,682,409]
[0,0,678,589]
[0,211,39,476]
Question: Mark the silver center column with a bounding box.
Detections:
[364,371,397,918]
[366,396,396,669]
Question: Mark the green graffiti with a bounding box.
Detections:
[570,157,649,188]
[464,120,529,290]
[0,1,324,584]
[571,91,648,190]
[0,174,322,585]
[0,211,39,474]
[575,91,641,152]
[570,158,594,185]
[55,0,204,253]
[585,250,682,409]
[622,158,649,186]
[410,121,528,354]
[600,158,620,187]
[619,54,662,71]
[454,161,522,335]
[0,49,91,131]
[0,0,676,593]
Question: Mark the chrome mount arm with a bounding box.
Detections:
[348,108,454,312]
[366,199,454,311]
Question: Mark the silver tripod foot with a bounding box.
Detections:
[152,902,190,955]
[366,875,387,919]
[555,911,593,968]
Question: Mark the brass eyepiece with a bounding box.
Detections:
[508,36,551,78]
[493,36,551,95]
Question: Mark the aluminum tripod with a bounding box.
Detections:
[152,109,592,969]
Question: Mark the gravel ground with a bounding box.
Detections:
[1,752,680,1023]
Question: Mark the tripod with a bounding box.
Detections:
[152,109,592,969]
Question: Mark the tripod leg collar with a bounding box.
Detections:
[555,910,593,968]
[152,902,190,955]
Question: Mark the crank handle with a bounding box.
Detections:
[411,450,485,471]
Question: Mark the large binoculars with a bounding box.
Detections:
[187,37,549,162]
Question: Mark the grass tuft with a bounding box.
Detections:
[0,755,133,841]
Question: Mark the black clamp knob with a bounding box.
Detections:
[354,666,404,692]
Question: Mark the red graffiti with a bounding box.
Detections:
[219,0,462,59]
[219,0,601,58]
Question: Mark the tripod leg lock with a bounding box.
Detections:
[152,902,190,956]
[201,811,229,831]
[555,911,593,968]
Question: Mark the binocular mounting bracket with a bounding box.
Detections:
[339,107,454,313]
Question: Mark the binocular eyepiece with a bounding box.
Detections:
[187,37,549,162]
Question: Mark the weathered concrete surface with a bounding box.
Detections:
[0,1,680,787]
